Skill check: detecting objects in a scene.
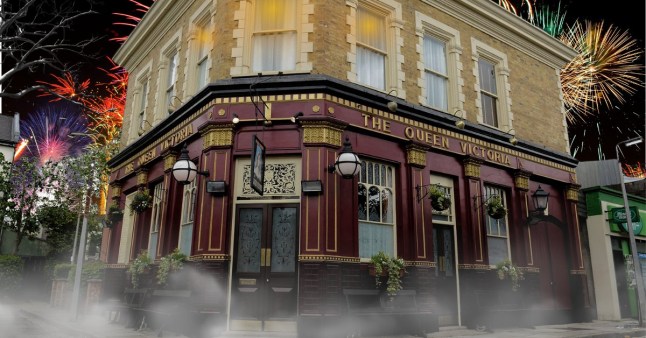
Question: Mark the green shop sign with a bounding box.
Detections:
[610,207,642,235]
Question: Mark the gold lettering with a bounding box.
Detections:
[372,117,382,130]
[433,135,442,147]
[363,114,369,127]
[486,150,494,161]
[472,145,480,157]
[504,155,511,166]
[425,132,433,144]
[441,137,449,149]
[416,129,424,142]
[383,121,391,133]
[460,142,468,154]
[405,127,414,139]
[494,152,502,163]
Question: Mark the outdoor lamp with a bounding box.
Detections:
[531,185,549,214]
[328,137,361,179]
[172,144,209,185]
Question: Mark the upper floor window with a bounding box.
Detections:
[185,4,212,96]
[358,160,395,258]
[484,184,509,265]
[472,39,512,130]
[424,36,448,111]
[357,6,387,90]
[137,78,149,132]
[166,51,179,114]
[252,0,296,72]
[196,20,210,89]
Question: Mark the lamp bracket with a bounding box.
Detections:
[327,165,336,174]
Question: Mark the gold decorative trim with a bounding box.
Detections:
[301,121,345,147]
[566,183,581,202]
[110,184,122,200]
[514,169,532,191]
[463,157,482,178]
[298,255,360,263]
[136,170,148,186]
[458,264,491,270]
[406,144,427,168]
[201,124,234,148]
[519,266,540,273]
[105,264,128,269]
[405,261,436,267]
[313,105,320,113]
[217,108,225,116]
[570,269,586,275]
[188,254,230,261]
[163,153,177,171]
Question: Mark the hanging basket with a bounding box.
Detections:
[487,205,507,219]
[431,195,451,211]
[130,190,152,215]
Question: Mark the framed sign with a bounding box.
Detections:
[250,135,266,195]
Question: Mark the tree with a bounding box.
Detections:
[0,154,62,254]
[36,205,76,259]
[0,0,97,99]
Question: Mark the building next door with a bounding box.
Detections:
[433,225,458,325]
[231,204,299,332]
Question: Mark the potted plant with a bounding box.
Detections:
[107,203,124,226]
[156,248,187,287]
[429,185,451,211]
[495,259,524,291]
[370,251,406,296]
[486,195,507,219]
[128,250,152,288]
[130,190,152,215]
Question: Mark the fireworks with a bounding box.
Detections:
[112,0,156,43]
[19,106,91,164]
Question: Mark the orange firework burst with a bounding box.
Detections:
[560,21,644,123]
[498,0,536,22]
[623,163,646,179]
[112,0,156,43]
[37,73,90,102]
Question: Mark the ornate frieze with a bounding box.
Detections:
[458,263,490,270]
[301,121,345,147]
[298,255,360,263]
[242,163,297,196]
[463,157,482,178]
[110,184,122,200]
[163,153,177,171]
[514,169,532,191]
[188,254,230,261]
[136,169,148,187]
[201,124,234,148]
[566,183,581,202]
[406,144,427,168]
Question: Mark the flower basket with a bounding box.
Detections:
[130,190,152,215]
[429,185,451,211]
[107,204,124,226]
[370,251,406,296]
[495,259,524,291]
[486,195,507,219]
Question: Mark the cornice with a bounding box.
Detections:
[113,0,197,69]
[422,0,577,68]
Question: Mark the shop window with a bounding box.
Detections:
[179,179,197,256]
[357,5,387,90]
[431,175,455,223]
[472,38,512,131]
[358,160,396,258]
[148,183,163,260]
[484,184,510,265]
[252,0,297,72]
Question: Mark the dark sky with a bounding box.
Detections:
[4,0,644,167]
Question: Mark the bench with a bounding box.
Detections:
[342,289,437,337]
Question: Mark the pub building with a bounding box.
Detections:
[103,0,591,336]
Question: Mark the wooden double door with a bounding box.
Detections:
[231,204,299,331]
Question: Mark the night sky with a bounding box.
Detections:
[3,0,644,167]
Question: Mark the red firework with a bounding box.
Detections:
[37,73,90,102]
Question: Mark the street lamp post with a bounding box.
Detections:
[70,191,90,320]
[616,136,645,326]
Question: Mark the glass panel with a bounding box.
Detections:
[424,36,447,74]
[252,32,296,72]
[148,233,158,261]
[255,0,296,31]
[478,58,497,94]
[380,164,386,187]
[387,167,392,187]
[271,207,297,273]
[197,57,207,88]
[487,237,508,265]
[357,7,386,50]
[443,229,454,277]
[367,162,373,184]
[360,161,366,183]
[427,72,448,111]
[368,186,380,222]
[357,47,385,90]
[237,208,263,273]
[179,223,193,256]
[482,93,498,127]
[358,184,367,221]
[359,222,394,258]
[374,164,380,186]
[499,218,508,236]
[382,188,392,224]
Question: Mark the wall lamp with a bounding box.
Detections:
[453,109,465,130]
[302,180,323,194]
[506,128,518,146]
[232,113,240,124]
[291,112,304,123]
[386,89,398,112]
[525,185,564,227]
[167,95,185,114]
[327,137,361,179]
[172,143,210,185]
[138,120,154,136]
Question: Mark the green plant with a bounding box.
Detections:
[429,185,451,211]
[128,251,152,288]
[67,260,106,285]
[106,203,124,227]
[0,255,23,295]
[370,251,405,296]
[53,263,74,279]
[495,259,524,291]
[129,190,152,215]
[157,248,187,286]
[486,195,507,219]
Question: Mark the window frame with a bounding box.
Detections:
[358,159,397,260]
[184,2,214,96]
[128,62,152,144]
[483,184,511,266]
[148,182,164,260]
[178,176,197,256]
[415,12,464,114]
[471,38,513,131]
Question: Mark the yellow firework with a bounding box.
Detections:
[560,21,644,123]
[498,0,535,22]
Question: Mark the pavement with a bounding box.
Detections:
[3,299,646,338]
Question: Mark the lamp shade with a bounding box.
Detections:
[532,185,549,213]
[172,144,198,185]
[334,137,361,179]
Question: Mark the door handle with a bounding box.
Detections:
[260,248,266,267]
[265,249,271,267]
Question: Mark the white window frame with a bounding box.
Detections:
[148,183,164,260]
[128,62,152,144]
[154,31,182,122]
[117,193,136,264]
[471,38,513,131]
[185,3,213,96]
[178,178,197,256]
[430,175,456,224]
[484,184,511,266]
[347,0,404,97]
[231,0,313,76]
[416,12,464,114]
[358,159,396,260]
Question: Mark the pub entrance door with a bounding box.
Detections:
[231,204,299,332]
[433,225,458,325]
